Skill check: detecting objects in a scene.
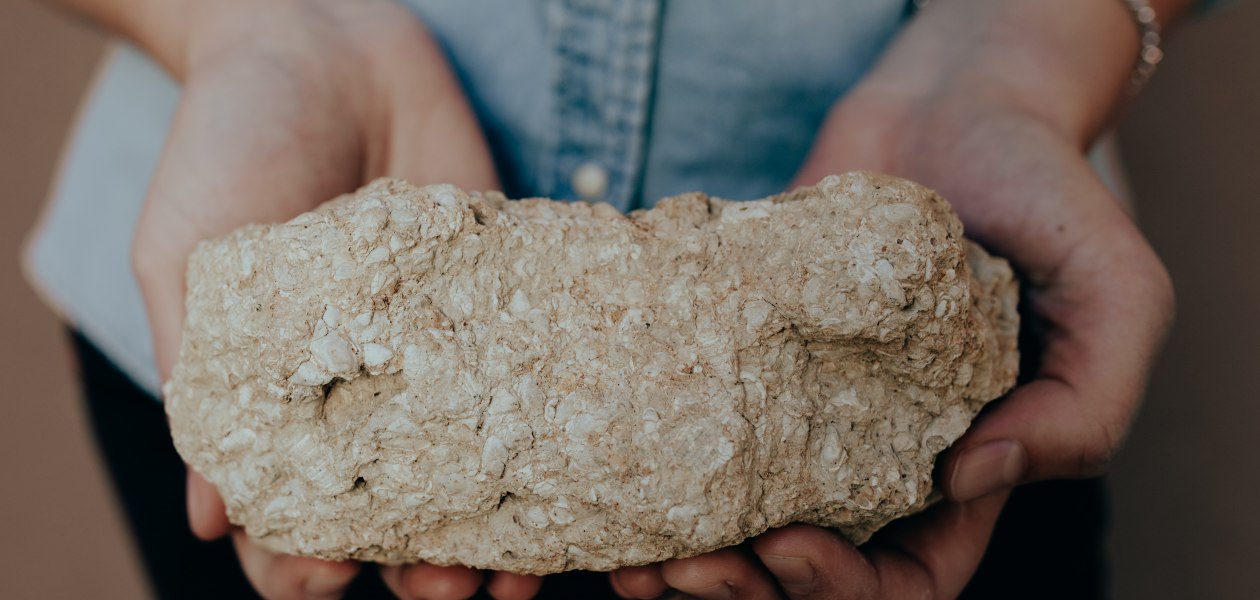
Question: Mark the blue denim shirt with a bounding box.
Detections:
[24,0,1223,394]
[410,0,908,210]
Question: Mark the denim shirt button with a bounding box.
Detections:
[571,161,610,201]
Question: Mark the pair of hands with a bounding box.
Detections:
[128,0,1174,598]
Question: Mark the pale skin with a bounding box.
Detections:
[44,0,1190,598]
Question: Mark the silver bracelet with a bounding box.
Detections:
[912,0,1164,94]
[1120,0,1164,92]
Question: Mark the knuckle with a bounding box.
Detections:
[1136,245,1177,333]
[130,229,166,282]
[254,567,296,600]
[1077,416,1128,477]
[250,576,290,600]
[1077,446,1113,479]
[1149,253,1174,325]
[1152,261,1177,332]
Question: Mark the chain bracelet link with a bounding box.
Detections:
[912,0,1163,94]
[1119,0,1164,91]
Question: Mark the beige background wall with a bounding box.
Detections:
[1,0,1256,598]
[0,1,149,599]
[1111,4,1260,598]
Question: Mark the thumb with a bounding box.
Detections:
[939,232,1174,502]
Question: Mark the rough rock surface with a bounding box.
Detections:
[165,172,1019,574]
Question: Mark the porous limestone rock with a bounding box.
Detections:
[165,172,1019,574]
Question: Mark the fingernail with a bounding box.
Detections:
[950,439,1026,502]
[759,555,815,594]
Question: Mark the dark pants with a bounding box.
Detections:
[73,331,1105,599]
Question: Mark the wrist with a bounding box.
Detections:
[180,0,332,78]
[863,0,1152,147]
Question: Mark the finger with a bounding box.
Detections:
[232,529,359,600]
[186,469,230,540]
[661,548,781,600]
[379,563,483,600]
[363,13,498,192]
[611,564,669,599]
[753,492,1007,600]
[941,342,1148,501]
[485,571,544,600]
[756,525,875,600]
[865,491,1008,599]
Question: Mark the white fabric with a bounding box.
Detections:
[25,45,177,394]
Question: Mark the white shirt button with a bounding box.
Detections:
[571,161,610,200]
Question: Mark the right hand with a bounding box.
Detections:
[130,1,540,598]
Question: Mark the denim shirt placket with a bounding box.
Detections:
[542,0,662,211]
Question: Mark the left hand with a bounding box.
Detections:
[610,0,1180,597]
[123,1,541,597]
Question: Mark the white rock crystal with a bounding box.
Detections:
[165,172,1019,574]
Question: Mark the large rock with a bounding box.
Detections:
[165,172,1019,574]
